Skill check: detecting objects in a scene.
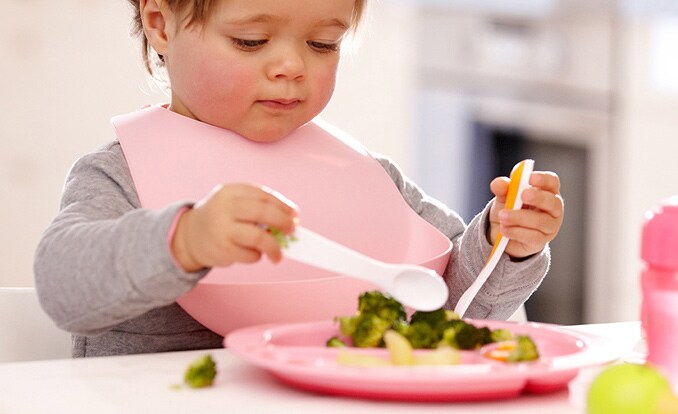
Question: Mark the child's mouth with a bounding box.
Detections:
[258,99,300,111]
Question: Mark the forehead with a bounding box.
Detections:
[209,0,357,28]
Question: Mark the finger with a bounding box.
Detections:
[225,245,263,265]
[230,198,298,234]
[218,184,297,232]
[521,188,564,219]
[502,226,549,255]
[490,177,510,203]
[529,171,561,194]
[231,222,284,263]
[259,186,299,215]
[223,184,299,218]
[499,209,560,238]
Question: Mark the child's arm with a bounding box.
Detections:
[34,144,201,335]
[35,142,298,337]
[373,154,552,320]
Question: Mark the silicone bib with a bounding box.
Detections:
[113,105,452,336]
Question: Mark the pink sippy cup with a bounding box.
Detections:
[641,196,678,391]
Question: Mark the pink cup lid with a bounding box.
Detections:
[642,196,678,270]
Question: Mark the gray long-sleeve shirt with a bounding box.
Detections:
[34,141,549,357]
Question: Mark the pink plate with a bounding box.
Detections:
[225,319,626,402]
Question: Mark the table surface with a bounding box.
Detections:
[0,322,643,414]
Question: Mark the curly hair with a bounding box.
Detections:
[126,0,367,75]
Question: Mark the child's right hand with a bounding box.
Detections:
[170,184,298,272]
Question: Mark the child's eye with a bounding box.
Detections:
[308,41,340,53]
[231,38,267,51]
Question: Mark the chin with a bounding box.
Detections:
[242,126,299,143]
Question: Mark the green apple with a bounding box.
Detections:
[587,363,677,414]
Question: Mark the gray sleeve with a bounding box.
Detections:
[374,154,549,320]
[34,142,207,335]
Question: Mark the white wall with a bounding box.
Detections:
[0,1,414,287]
[321,2,417,174]
[1,1,156,287]
[611,16,678,322]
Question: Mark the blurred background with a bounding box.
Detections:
[2,0,678,324]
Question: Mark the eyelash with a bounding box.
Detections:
[230,38,340,54]
[308,41,340,53]
[231,38,267,51]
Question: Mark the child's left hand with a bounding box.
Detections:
[488,171,564,260]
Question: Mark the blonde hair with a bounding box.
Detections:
[127,0,368,75]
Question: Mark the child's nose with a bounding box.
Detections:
[266,44,306,81]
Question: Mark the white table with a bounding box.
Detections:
[0,322,642,414]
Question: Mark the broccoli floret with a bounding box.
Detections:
[477,327,493,346]
[410,308,448,326]
[506,335,539,362]
[341,291,407,348]
[408,308,463,326]
[402,308,470,349]
[326,336,348,347]
[337,315,359,337]
[357,291,407,322]
[401,321,441,349]
[331,292,407,348]
[490,328,515,343]
[391,319,410,335]
[184,354,217,388]
[352,313,393,347]
[442,321,493,350]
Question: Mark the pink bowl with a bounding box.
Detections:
[114,107,453,338]
[177,220,452,337]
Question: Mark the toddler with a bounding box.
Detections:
[34,0,564,357]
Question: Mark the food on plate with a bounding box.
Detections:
[326,336,348,347]
[337,329,461,367]
[587,363,678,414]
[335,290,407,348]
[482,336,539,363]
[383,329,415,365]
[336,351,392,367]
[184,354,217,388]
[329,291,539,366]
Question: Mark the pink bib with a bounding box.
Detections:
[113,105,451,336]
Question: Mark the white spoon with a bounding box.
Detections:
[284,226,449,311]
[454,159,535,318]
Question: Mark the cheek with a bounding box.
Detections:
[188,60,254,110]
[169,35,254,116]
[313,64,339,109]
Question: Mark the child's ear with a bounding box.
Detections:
[140,0,172,57]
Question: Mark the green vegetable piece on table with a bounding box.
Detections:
[184,354,217,388]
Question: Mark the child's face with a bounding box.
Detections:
[163,0,355,142]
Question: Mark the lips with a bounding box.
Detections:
[257,99,300,111]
